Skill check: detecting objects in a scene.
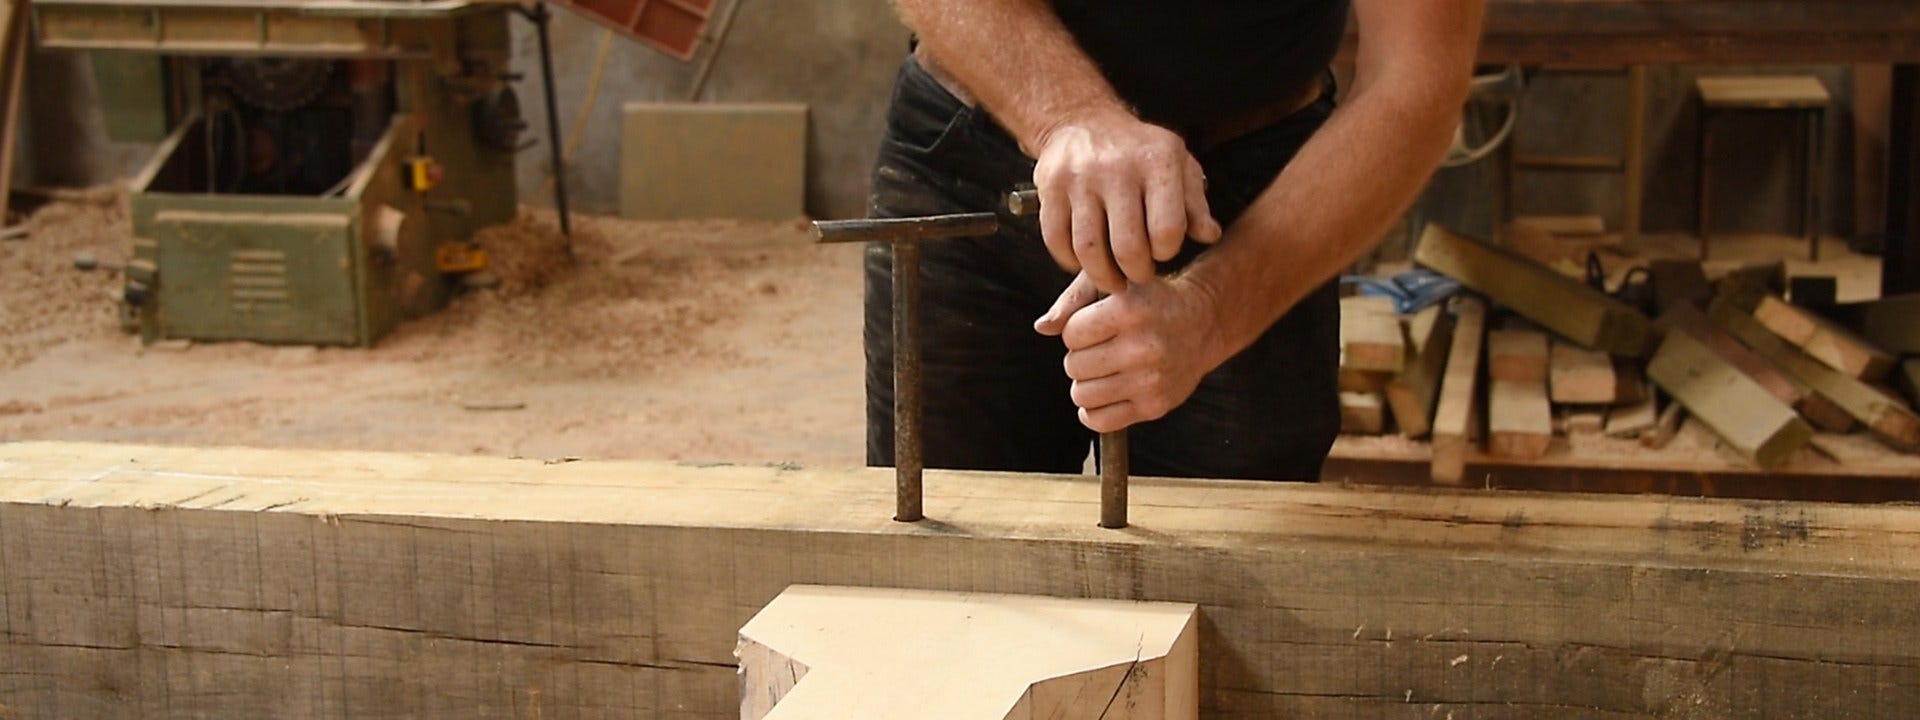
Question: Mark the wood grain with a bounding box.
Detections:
[1430,298,1486,484]
[1,442,1918,717]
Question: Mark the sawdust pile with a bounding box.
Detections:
[379,210,821,375]
[0,187,131,372]
[1,190,825,380]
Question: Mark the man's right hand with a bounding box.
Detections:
[1031,111,1222,296]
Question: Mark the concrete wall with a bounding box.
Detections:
[507,0,909,220]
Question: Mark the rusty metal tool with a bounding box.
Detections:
[812,211,999,522]
[812,190,1132,529]
[1008,188,1129,529]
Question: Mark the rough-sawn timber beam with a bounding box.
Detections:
[1,441,1918,718]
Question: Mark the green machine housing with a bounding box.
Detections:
[31,0,526,346]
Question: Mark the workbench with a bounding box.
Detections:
[1,442,1916,717]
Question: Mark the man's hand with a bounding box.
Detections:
[1031,111,1222,296]
[1034,273,1224,433]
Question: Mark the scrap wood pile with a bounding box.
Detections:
[1339,225,1920,482]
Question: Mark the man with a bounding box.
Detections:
[865,1,1485,480]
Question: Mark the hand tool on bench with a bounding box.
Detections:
[1009,189,1129,529]
[812,188,1131,529]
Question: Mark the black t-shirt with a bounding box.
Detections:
[1052,0,1350,128]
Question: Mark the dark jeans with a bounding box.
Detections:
[863,56,1341,481]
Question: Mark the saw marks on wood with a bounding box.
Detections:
[738,586,1198,720]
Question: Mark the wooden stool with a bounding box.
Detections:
[1696,75,1830,261]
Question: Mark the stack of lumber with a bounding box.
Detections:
[1341,225,1920,479]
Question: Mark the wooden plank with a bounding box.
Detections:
[1662,302,1855,433]
[1337,368,1390,394]
[1338,295,1404,373]
[738,586,1198,720]
[1382,304,1456,439]
[1754,294,1897,381]
[1603,390,1659,438]
[1487,329,1549,382]
[1488,379,1552,458]
[1429,298,1485,485]
[1708,296,1920,451]
[6,441,1920,717]
[1830,293,1920,354]
[1639,402,1686,449]
[1338,391,1385,435]
[1548,341,1617,404]
[1413,224,1650,356]
[1645,330,1814,469]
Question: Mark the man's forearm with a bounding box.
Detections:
[890,0,1126,152]
[1180,1,1486,367]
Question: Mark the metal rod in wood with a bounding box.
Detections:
[1099,430,1129,529]
[893,241,923,523]
[813,214,998,245]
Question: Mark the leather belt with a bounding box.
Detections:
[914,45,1324,154]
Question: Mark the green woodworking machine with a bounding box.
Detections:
[28,0,716,345]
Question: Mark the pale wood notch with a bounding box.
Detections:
[738,586,1198,720]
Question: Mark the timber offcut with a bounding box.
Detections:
[2,442,1919,717]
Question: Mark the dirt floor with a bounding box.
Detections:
[0,190,867,465]
[2,191,1916,479]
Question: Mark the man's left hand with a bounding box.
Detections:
[1034,272,1224,433]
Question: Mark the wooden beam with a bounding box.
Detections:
[1430,298,1486,484]
[738,586,1198,720]
[1338,391,1385,435]
[1487,329,1549,383]
[1338,369,1391,394]
[1708,297,1920,451]
[1604,388,1659,439]
[1488,379,1552,458]
[1754,295,1897,381]
[4,442,1920,718]
[1383,304,1456,439]
[1645,330,1814,469]
[1414,224,1650,357]
[1661,303,1855,433]
[1829,293,1920,354]
[1339,296,1404,374]
[1548,342,1618,405]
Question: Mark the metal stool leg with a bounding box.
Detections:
[1807,108,1825,262]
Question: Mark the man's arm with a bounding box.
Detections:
[1046,0,1487,433]
[892,0,1221,293]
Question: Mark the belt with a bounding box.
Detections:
[915,45,1325,154]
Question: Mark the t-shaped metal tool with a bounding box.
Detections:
[813,189,1131,529]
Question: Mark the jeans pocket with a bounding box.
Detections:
[881,58,976,162]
